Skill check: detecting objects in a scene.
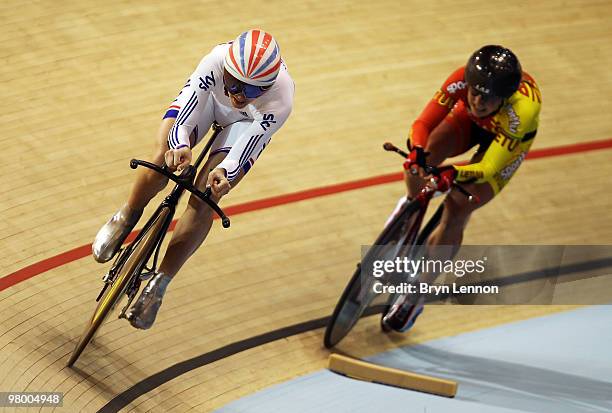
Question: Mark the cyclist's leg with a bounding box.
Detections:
[384,106,492,332]
[93,119,197,262]
[159,120,264,278]
[126,118,175,211]
[128,117,207,209]
[93,98,214,263]
[425,119,497,256]
[426,178,495,253]
[129,95,216,210]
[405,101,474,198]
[93,118,176,262]
[383,175,496,333]
[128,120,259,329]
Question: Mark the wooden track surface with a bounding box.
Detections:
[1,0,612,411]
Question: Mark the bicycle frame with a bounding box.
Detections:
[98,124,231,315]
[324,142,477,348]
[68,124,235,367]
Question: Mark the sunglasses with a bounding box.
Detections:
[223,69,270,99]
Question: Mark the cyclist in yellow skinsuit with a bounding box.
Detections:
[450,72,541,193]
[382,45,542,332]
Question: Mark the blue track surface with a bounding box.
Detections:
[216,306,612,413]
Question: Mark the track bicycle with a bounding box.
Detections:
[323,142,476,348]
[67,123,230,367]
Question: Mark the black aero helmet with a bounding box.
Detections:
[465,45,522,99]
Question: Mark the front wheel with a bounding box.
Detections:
[324,199,425,348]
[67,208,170,367]
[380,203,444,330]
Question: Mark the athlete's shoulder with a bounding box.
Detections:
[210,42,231,57]
[189,43,230,91]
[441,66,467,96]
[195,43,228,68]
[430,66,466,109]
[255,63,294,114]
[276,62,295,99]
[514,71,542,107]
[499,71,541,137]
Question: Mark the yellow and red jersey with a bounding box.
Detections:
[409,66,542,193]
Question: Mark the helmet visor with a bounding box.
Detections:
[223,69,270,99]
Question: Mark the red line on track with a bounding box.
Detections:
[2,138,612,292]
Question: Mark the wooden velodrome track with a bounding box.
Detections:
[2,0,612,411]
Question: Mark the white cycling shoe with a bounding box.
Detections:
[92,205,143,263]
[126,272,172,330]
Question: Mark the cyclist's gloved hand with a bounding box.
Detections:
[207,168,231,198]
[165,145,192,172]
[403,146,428,176]
[431,166,457,193]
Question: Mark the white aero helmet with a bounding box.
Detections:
[224,29,281,87]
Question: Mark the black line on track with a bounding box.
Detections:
[97,317,329,413]
[98,257,612,412]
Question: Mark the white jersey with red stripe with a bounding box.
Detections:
[164,43,294,181]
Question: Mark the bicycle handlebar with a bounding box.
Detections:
[129,159,231,228]
[382,142,441,176]
[382,142,479,204]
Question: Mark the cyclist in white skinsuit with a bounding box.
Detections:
[166,40,294,177]
[92,29,295,329]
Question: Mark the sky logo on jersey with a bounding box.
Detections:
[198,71,216,91]
[260,113,276,131]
